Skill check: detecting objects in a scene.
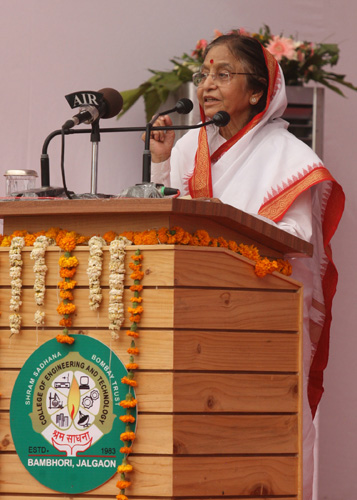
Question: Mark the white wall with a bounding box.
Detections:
[1,1,356,498]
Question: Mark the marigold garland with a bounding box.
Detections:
[117,248,143,500]
[56,233,80,344]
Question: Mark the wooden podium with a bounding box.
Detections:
[0,198,311,500]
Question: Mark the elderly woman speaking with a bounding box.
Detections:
[148,32,345,500]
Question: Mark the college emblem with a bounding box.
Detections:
[10,335,134,493]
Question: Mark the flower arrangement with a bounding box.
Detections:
[117,25,357,122]
[116,249,143,500]
[9,236,25,336]
[30,235,50,326]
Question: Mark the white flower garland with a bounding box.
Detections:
[108,237,131,339]
[9,236,25,335]
[30,235,50,326]
[87,236,106,311]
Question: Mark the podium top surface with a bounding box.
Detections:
[0,197,313,257]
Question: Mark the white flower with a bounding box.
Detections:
[108,237,131,339]
[87,236,106,311]
[9,237,25,334]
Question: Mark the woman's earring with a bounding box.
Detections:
[250,96,258,105]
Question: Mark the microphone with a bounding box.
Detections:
[149,98,193,124]
[211,111,231,127]
[62,88,123,130]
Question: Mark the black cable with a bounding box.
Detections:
[60,128,73,199]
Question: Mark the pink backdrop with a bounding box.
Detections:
[1,2,356,498]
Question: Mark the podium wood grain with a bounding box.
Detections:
[0,241,303,499]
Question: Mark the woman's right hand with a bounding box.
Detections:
[142,114,175,163]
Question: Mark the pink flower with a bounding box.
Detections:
[213,29,223,39]
[266,35,296,62]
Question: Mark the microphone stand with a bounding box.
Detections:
[90,120,100,195]
[40,118,222,197]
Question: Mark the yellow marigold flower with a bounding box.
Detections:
[116,480,131,490]
[59,255,79,268]
[119,415,136,423]
[56,333,75,344]
[1,236,12,246]
[121,376,137,387]
[117,463,133,473]
[120,431,136,441]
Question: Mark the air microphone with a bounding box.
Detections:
[62,88,123,130]
[210,111,230,127]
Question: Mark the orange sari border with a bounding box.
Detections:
[258,165,335,222]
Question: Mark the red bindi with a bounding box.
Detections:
[210,59,214,64]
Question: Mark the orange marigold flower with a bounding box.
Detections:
[103,230,117,243]
[238,243,261,262]
[119,415,136,423]
[59,268,77,278]
[129,284,143,292]
[59,318,72,327]
[194,229,211,246]
[56,333,75,344]
[126,330,139,338]
[116,480,131,490]
[121,376,137,387]
[276,258,293,276]
[228,240,239,253]
[57,302,76,315]
[130,296,142,303]
[127,347,139,355]
[120,446,133,454]
[120,231,134,242]
[116,494,129,500]
[129,262,142,271]
[119,399,137,409]
[24,234,36,246]
[59,290,74,300]
[254,257,279,278]
[12,230,28,237]
[130,270,144,281]
[45,227,61,239]
[57,280,77,290]
[57,232,77,252]
[157,227,169,244]
[217,236,228,248]
[120,431,136,441]
[76,235,89,245]
[131,254,143,261]
[129,314,141,323]
[125,363,139,370]
[127,305,143,315]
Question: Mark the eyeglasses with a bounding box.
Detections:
[192,70,257,87]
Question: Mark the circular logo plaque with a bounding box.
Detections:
[10,335,135,493]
